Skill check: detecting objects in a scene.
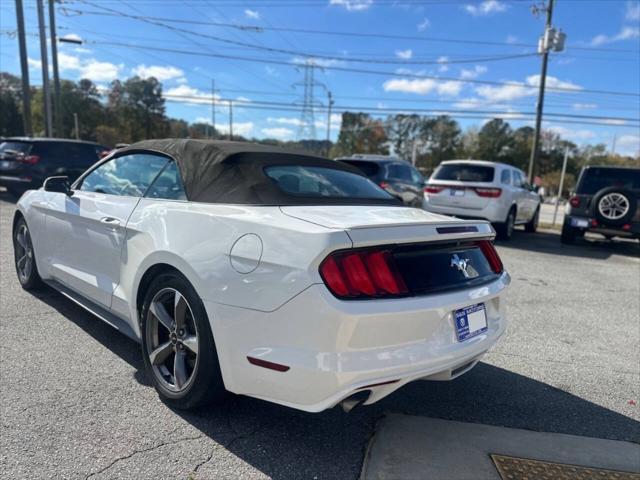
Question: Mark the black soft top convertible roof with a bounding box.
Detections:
[118,139,401,206]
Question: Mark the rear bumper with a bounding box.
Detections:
[422,197,506,224]
[565,215,640,237]
[205,272,510,412]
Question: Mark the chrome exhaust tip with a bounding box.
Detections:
[340,391,371,413]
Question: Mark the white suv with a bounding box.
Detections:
[423,160,541,240]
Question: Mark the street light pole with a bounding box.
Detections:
[15,0,32,136]
[527,0,555,183]
[36,0,53,137]
[48,0,62,137]
[325,91,333,155]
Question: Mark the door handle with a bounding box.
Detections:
[100,217,121,228]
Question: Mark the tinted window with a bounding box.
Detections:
[33,142,101,167]
[577,168,640,194]
[386,163,414,181]
[512,170,524,188]
[339,160,380,178]
[79,153,169,197]
[500,169,511,185]
[0,141,32,156]
[265,165,393,199]
[146,161,187,200]
[433,164,495,182]
[409,166,424,184]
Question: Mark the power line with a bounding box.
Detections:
[88,40,640,97]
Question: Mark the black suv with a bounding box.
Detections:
[561,165,640,244]
[336,155,425,207]
[0,138,109,196]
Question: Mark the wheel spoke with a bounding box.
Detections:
[182,335,198,355]
[174,291,188,329]
[149,341,173,365]
[17,254,27,268]
[16,229,27,249]
[173,350,188,389]
[150,300,174,331]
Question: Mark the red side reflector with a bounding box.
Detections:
[474,187,501,198]
[623,223,631,231]
[247,356,290,372]
[478,240,503,274]
[569,196,580,208]
[591,219,599,227]
[424,185,445,194]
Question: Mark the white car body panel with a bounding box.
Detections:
[423,160,540,225]
[17,186,510,412]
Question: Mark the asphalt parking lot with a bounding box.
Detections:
[1,191,638,479]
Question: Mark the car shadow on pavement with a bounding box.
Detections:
[497,229,639,260]
[31,286,640,479]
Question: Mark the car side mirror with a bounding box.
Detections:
[43,176,72,196]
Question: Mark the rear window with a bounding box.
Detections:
[265,165,393,199]
[0,141,32,156]
[433,164,495,182]
[339,160,380,178]
[577,168,640,194]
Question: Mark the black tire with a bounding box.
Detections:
[561,220,579,244]
[12,217,43,290]
[590,187,636,227]
[524,207,540,233]
[140,272,226,410]
[495,207,516,240]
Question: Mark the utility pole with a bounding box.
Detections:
[528,0,565,182]
[325,91,334,153]
[552,146,569,227]
[15,0,32,136]
[228,100,233,140]
[211,79,216,139]
[36,0,53,137]
[48,0,62,137]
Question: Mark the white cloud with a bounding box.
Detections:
[437,56,449,72]
[383,78,464,96]
[591,26,639,45]
[460,65,488,80]
[58,52,81,70]
[602,119,627,126]
[292,56,344,68]
[547,125,596,141]
[165,85,219,105]
[28,58,42,70]
[80,60,122,82]
[464,0,507,16]
[268,117,304,126]
[60,33,82,42]
[74,47,92,54]
[617,134,640,156]
[626,1,640,21]
[262,127,294,139]
[395,49,413,59]
[196,117,254,136]
[417,17,430,31]
[244,9,260,19]
[527,74,582,91]
[476,82,534,102]
[265,66,279,77]
[132,64,184,81]
[505,35,519,44]
[329,0,373,11]
[176,77,188,84]
[572,103,597,110]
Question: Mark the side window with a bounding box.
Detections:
[79,153,169,197]
[512,170,523,188]
[410,166,424,184]
[500,169,511,185]
[386,163,413,181]
[146,161,187,200]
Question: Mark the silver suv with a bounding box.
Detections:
[423,160,541,240]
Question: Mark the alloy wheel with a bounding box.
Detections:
[15,223,34,284]
[598,193,629,221]
[146,287,199,392]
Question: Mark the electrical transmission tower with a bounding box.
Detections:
[293,59,327,141]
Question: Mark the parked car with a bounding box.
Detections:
[561,165,640,244]
[0,137,109,196]
[336,154,425,207]
[13,139,509,412]
[423,160,541,240]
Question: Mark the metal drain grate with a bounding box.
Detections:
[490,454,640,480]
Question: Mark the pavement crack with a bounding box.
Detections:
[85,434,203,479]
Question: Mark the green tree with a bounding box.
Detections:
[331,112,389,157]
[422,115,461,168]
[0,72,24,136]
[475,118,513,160]
[386,114,425,160]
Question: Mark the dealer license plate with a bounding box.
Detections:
[449,187,465,196]
[570,217,589,228]
[454,303,488,342]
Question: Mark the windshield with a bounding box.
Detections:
[577,168,640,194]
[265,165,394,199]
[433,164,495,182]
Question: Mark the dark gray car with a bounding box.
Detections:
[561,165,640,244]
[336,155,425,207]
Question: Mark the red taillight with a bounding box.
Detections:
[474,187,501,198]
[569,196,580,208]
[319,249,408,298]
[424,185,445,194]
[379,181,389,189]
[478,240,503,274]
[19,155,40,165]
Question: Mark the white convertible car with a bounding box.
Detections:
[13,139,509,412]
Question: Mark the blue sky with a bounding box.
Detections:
[1,0,639,155]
